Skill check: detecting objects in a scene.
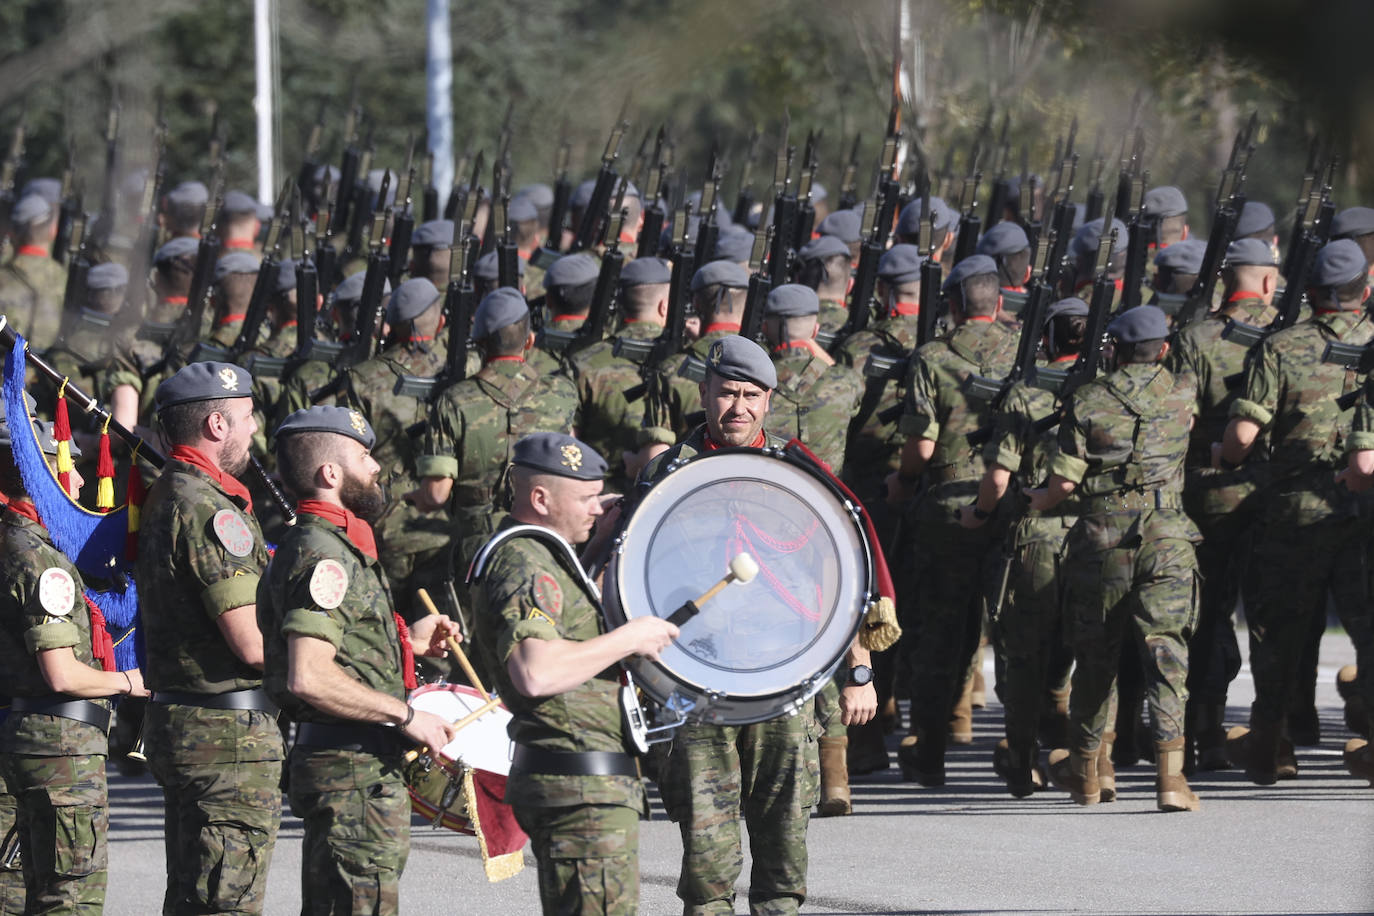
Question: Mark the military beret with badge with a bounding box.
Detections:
[277,404,377,450]
[155,361,253,411]
[512,431,608,481]
[704,335,777,390]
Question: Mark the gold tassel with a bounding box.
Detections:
[859,597,901,652]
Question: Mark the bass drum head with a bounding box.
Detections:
[609,448,870,725]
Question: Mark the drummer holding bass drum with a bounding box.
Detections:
[258,406,462,916]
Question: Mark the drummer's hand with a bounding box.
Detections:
[411,614,462,657]
[840,683,878,726]
[403,707,460,751]
[619,617,679,662]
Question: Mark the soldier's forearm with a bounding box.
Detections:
[287,635,409,725]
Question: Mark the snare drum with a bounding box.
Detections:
[403,683,514,833]
[605,446,872,725]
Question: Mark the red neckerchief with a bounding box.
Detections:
[223,238,256,251]
[619,231,636,245]
[518,245,536,260]
[964,315,995,323]
[162,296,189,305]
[889,301,920,317]
[296,500,416,688]
[1227,291,1265,303]
[406,334,433,343]
[169,445,254,512]
[703,322,742,334]
[216,314,246,327]
[1050,354,1078,365]
[704,430,767,450]
[4,499,42,525]
[485,355,525,364]
[772,340,814,354]
[17,245,48,258]
[279,320,298,330]
[1002,285,1026,293]
[549,314,585,324]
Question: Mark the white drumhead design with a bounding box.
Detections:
[408,684,514,775]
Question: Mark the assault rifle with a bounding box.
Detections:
[837,132,862,212]
[731,129,761,225]
[388,138,417,287]
[793,131,820,251]
[53,141,79,265]
[952,144,984,265]
[694,150,723,279]
[738,219,774,344]
[296,101,326,215]
[983,114,1011,228]
[224,180,292,363]
[636,128,668,259]
[534,138,572,267]
[330,105,362,236]
[421,151,438,223]
[1178,114,1258,328]
[59,209,89,323]
[167,171,224,357]
[93,101,119,250]
[572,120,627,253]
[916,181,942,347]
[837,197,883,343]
[1083,128,1107,224]
[574,193,630,355]
[1273,155,1337,332]
[766,116,798,287]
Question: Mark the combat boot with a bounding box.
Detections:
[817,736,852,816]
[1276,735,1299,780]
[1097,731,1117,803]
[1048,748,1099,805]
[847,719,890,775]
[1336,665,1369,737]
[1344,738,1373,784]
[1194,703,1231,771]
[949,674,974,745]
[1155,737,1200,812]
[1227,720,1280,786]
[995,739,1042,798]
[971,640,988,708]
[899,728,946,786]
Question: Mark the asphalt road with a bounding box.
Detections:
[104,634,1373,915]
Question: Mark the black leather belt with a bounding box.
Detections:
[512,744,640,777]
[294,722,402,756]
[151,688,278,715]
[9,696,112,732]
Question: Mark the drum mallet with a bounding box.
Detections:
[666,553,760,626]
[416,588,490,701]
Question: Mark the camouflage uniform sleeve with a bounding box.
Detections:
[11,541,84,654]
[1048,389,1090,484]
[484,549,560,663]
[1350,384,1374,452]
[897,350,940,440]
[1229,337,1279,429]
[984,382,1032,473]
[417,394,461,480]
[182,502,264,617]
[278,554,348,649]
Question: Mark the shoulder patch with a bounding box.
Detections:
[38,568,76,618]
[309,559,349,610]
[212,509,255,558]
[530,572,563,620]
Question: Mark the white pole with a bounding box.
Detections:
[426,0,454,203]
[254,0,274,204]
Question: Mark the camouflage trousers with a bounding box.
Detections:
[657,711,819,916]
[0,753,107,914]
[996,530,1074,750]
[1061,533,1198,751]
[145,705,284,915]
[1184,507,1248,704]
[287,746,411,916]
[513,803,639,916]
[0,786,22,916]
[813,675,847,739]
[1241,511,1374,727]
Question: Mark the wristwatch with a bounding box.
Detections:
[846,664,874,686]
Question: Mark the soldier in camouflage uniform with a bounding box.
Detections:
[0,407,149,913]
[412,288,578,646]
[259,406,459,916]
[1220,239,1374,786]
[533,253,599,376]
[794,235,853,341]
[119,237,204,425]
[1163,238,1281,770]
[639,336,876,915]
[886,255,1017,785]
[961,298,1087,798]
[1339,380,1374,782]
[136,362,285,915]
[0,194,66,354]
[342,278,451,624]
[202,253,261,352]
[468,432,677,916]
[1027,305,1202,812]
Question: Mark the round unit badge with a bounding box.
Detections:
[38,568,76,618]
[212,509,255,558]
[309,560,349,610]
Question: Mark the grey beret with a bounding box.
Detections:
[388,277,441,323]
[810,181,828,203]
[334,270,392,303]
[1143,186,1188,218]
[1236,201,1276,237]
[817,208,862,244]
[86,262,129,291]
[511,431,607,481]
[704,335,777,390]
[1072,217,1129,259]
[215,252,260,281]
[976,221,1030,257]
[712,225,755,263]
[897,196,958,237]
[167,181,209,208]
[620,256,671,287]
[515,184,554,210]
[764,284,820,318]
[474,249,527,281]
[877,244,924,285]
[1313,239,1369,288]
[412,219,456,248]
[1332,207,1374,240]
[797,234,851,263]
[1224,238,1279,268]
[20,177,61,204]
[274,259,297,294]
[942,254,998,293]
[155,361,253,411]
[1044,296,1089,325]
[570,180,598,210]
[508,195,538,224]
[1153,238,1207,275]
[277,405,376,450]
[1107,305,1169,343]
[545,253,600,289]
[313,164,340,185]
[221,190,259,216]
[471,287,529,338]
[10,194,52,226]
[692,259,750,292]
[255,201,275,223]
[154,236,200,265]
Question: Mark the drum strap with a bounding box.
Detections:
[466,524,600,600]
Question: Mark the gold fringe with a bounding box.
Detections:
[461,768,524,882]
[859,596,902,652]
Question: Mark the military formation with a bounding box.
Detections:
[0,87,1371,916]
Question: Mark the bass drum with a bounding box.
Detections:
[605,446,872,726]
